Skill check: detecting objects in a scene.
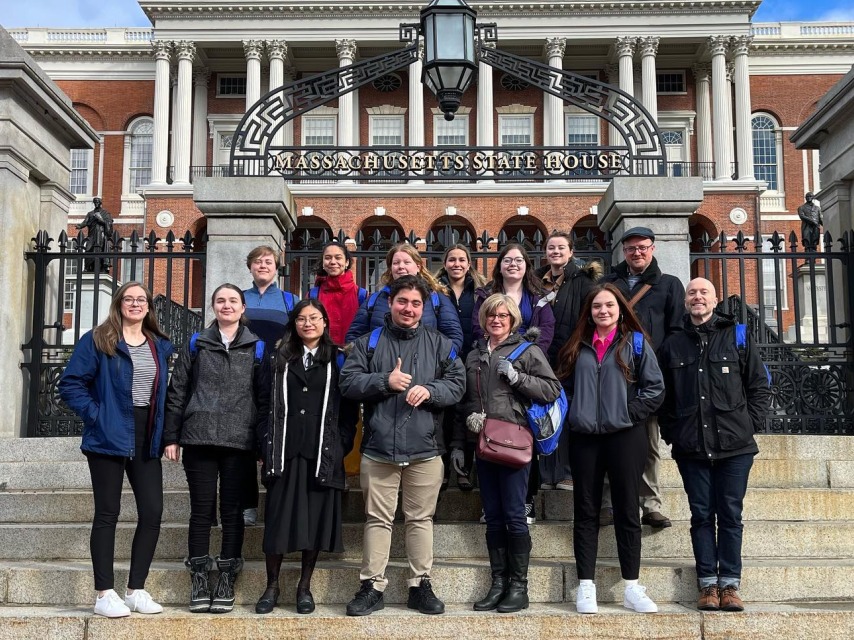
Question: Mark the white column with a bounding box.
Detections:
[639,36,659,124]
[544,37,566,147]
[477,41,495,147]
[191,69,210,169]
[151,40,171,185]
[282,65,296,146]
[692,63,713,176]
[724,60,735,178]
[267,40,288,147]
[336,39,357,146]
[409,41,425,147]
[709,35,730,180]
[732,35,754,180]
[244,40,263,112]
[606,63,620,145]
[616,36,635,97]
[172,41,196,186]
[169,69,178,178]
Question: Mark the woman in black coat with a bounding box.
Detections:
[255,298,358,615]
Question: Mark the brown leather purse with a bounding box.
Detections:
[474,363,533,469]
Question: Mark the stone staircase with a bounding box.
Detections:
[1,435,853,639]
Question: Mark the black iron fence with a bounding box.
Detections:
[22,229,206,437]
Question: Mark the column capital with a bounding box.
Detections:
[418,39,425,60]
[151,40,172,61]
[691,62,712,81]
[638,36,660,57]
[243,39,264,61]
[730,34,753,56]
[544,37,567,60]
[193,68,211,86]
[335,38,358,61]
[726,61,735,82]
[708,35,729,57]
[615,36,636,58]
[266,39,288,61]
[175,41,196,63]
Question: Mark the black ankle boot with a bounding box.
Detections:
[497,534,531,613]
[210,556,244,614]
[255,584,280,614]
[474,534,508,611]
[185,555,213,613]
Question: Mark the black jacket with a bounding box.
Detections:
[601,257,685,351]
[339,315,466,463]
[535,260,602,363]
[439,274,478,360]
[658,314,772,460]
[164,325,271,452]
[261,351,358,490]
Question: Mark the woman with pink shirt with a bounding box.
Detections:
[554,283,664,615]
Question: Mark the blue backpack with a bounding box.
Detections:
[366,286,441,320]
[505,341,568,456]
[281,290,297,313]
[735,323,772,386]
[309,285,367,306]
[189,332,266,362]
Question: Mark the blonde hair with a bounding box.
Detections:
[92,281,169,356]
[380,243,448,295]
[478,293,522,334]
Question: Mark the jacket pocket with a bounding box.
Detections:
[708,351,746,411]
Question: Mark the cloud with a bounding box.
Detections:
[0,0,149,28]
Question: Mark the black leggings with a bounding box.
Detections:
[183,445,255,559]
[86,407,163,591]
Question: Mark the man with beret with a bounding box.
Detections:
[602,227,685,529]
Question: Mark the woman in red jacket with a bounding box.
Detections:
[310,241,365,346]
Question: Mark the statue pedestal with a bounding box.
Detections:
[61,274,115,345]
[794,263,828,344]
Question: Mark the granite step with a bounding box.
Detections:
[3,558,854,607]
[3,486,853,524]
[0,520,851,561]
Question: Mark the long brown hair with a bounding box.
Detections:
[435,243,486,288]
[489,243,544,296]
[92,281,168,356]
[554,283,647,382]
[379,243,448,295]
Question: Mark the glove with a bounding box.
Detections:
[450,449,466,476]
[496,359,519,385]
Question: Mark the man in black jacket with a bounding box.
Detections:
[658,278,771,612]
[339,275,466,617]
[602,226,685,528]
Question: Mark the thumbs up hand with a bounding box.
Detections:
[388,357,413,391]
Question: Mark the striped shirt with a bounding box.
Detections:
[128,341,156,406]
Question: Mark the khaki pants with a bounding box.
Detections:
[360,455,443,591]
[640,415,663,515]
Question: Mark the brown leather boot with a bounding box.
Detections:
[697,584,720,611]
[719,585,745,612]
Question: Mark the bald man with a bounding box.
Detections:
[658,278,771,613]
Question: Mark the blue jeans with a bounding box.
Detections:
[477,457,530,537]
[676,453,754,589]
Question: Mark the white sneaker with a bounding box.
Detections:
[623,584,658,613]
[243,508,258,526]
[125,588,163,614]
[576,582,598,614]
[94,589,131,618]
[524,502,537,524]
[479,509,486,524]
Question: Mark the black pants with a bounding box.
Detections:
[241,457,260,510]
[568,425,648,580]
[86,406,163,591]
[183,445,254,559]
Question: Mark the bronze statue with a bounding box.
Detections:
[798,192,823,250]
[77,197,114,272]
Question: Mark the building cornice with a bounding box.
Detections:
[751,42,854,55]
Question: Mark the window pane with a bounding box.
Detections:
[218,75,246,96]
[499,116,532,146]
[656,72,685,93]
[371,117,403,146]
[303,117,336,145]
[566,115,598,146]
[752,115,778,191]
[436,117,467,146]
[129,120,153,191]
[70,149,89,195]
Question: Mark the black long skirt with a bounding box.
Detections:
[262,456,344,554]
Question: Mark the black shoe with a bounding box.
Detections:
[497,534,531,613]
[407,577,445,615]
[346,579,384,616]
[296,588,315,614]
[255,585,279,614]
[474,542,508,611]
[641,512,672,529]
[210,556,243,614]
[185,555,213,613]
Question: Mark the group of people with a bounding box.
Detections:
[58,226,771,620]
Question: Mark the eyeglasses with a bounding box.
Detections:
[295,315,324,326]
[487,313,511,320]
[623,244,653,254]
[501,257,525,265]
[121,297,148,306]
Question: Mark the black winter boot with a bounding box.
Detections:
[497,533,531,613]
[474,531,508,611]
[185,555,213,613]
[210,556,244,613]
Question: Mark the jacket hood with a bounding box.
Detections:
[196,324,262,349]
[383,313,421,340]
[682,311,736,332]
[612,256,662,284]
[522,326,541,343]
[580,259,603,281]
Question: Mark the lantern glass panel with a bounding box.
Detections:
[435,14,465,59]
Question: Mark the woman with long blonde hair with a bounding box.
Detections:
[59,281,173,618]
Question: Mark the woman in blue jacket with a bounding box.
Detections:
[344,243,463,352]
[59,281,173,619]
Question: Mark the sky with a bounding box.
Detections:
[1,0,853,29]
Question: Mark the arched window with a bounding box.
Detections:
[752,113,782,192]
[126,117,154,192]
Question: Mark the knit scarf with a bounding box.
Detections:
[316,271,360,345]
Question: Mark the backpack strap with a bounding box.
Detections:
[309,286,319,300]
[506,341,533,362]
[336,351,346,370]
[357,287,368,306]
[366,326,384,360]
[188,332,200,357]
[254,340,265,362]
[632,331,644,357]
[628,283,652,308]
[282,290,296,312]
[735,323,748,350]
[430,291,441,316]
[366,287,389,315]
